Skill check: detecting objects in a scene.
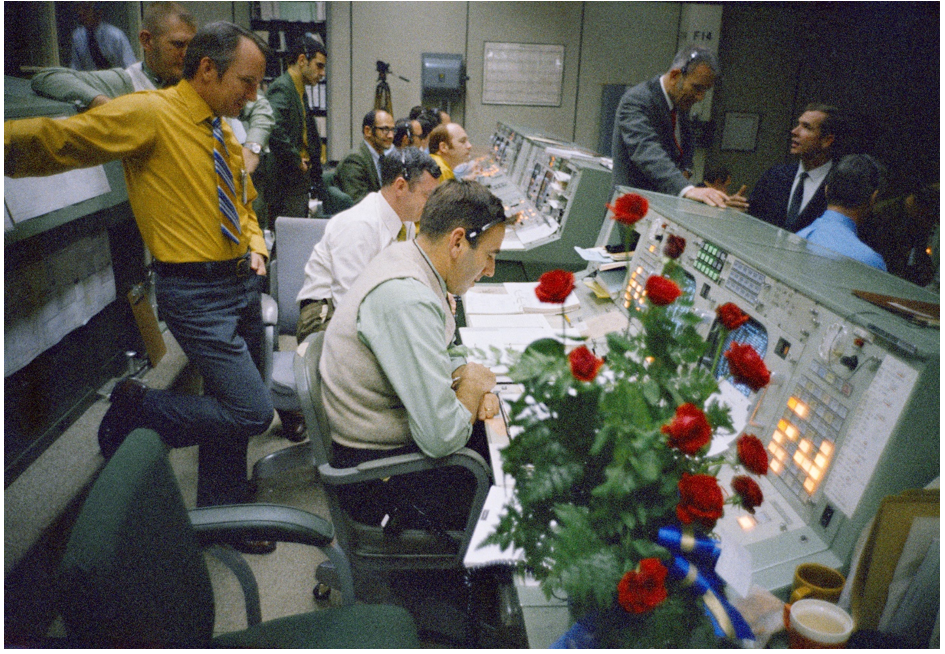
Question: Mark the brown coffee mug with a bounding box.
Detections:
[783,599,854,648]
[790,562,845,603]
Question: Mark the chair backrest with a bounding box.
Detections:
[274,216,330,334]
[58,430,215,647]
[294,331,333,467]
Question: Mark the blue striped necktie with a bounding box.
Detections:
[210,117,241,244]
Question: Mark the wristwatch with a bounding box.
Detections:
[245,142,262,155]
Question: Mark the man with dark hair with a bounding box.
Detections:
[796,154,887,271]
[428,122,471,182]
[336,109,396,203]
[612,45,744,208]
[6,23,276,543]
[320,179,505,530]
[31,2,273,174]
[392,117,422,150]
[70,2,136,71]
[295,146,441,341]
[415,110,439,151]
[263,33,328,223]
[748,103,845,232]
[701,163,732,194]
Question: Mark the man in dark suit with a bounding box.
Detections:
[264,33,328,223]
[747,103,844,232]
[612,46,745,209]
[336,109,395,204]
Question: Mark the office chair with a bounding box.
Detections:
[323,168,355,215]
[259,216,329,462]
[293,332,492,590]
[57,428,420,648]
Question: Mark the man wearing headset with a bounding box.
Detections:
[295,147,441,342]
[611,45,746,209]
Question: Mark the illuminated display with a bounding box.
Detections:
[766,362,850,501]
[694,240,727,281]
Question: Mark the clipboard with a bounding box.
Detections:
[852,290,939,327]
[128,283,166,367]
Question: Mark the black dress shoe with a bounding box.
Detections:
[98,379,149,459]
[277,409,307,443]
[231,539,277,555]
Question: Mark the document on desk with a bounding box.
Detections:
[466,313,551,330]
[460,327,557,374]
[503,282,581,313]
[463,290,523,314]
[463,485,524,569]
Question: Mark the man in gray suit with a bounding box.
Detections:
[611,45,745,209]
[336,109,395,204]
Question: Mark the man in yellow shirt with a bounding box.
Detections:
[428,122,472,182]
[6,23,274,537]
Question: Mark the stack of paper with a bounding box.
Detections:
[503,282,581,314]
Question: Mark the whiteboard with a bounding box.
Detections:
[482,42,564,107]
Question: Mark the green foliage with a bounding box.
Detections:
[484,258,751,646]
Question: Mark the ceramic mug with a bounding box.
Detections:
[790,562,845,603]
[782,598,854,648]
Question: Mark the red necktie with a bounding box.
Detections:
[669,109,682,156]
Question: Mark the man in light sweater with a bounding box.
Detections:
[320,180,506,531]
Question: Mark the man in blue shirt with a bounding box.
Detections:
[796,155,888,271]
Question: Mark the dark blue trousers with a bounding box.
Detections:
[146,271,273,506]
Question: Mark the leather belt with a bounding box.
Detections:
[153,253,253,281]
[300,297,331,309]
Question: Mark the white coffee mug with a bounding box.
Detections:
[784,598,854,648]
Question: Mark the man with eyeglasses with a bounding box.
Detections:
[612,45,746,209]
[336,109,396,203]
[320,179,506,532]
[295,147,441,342]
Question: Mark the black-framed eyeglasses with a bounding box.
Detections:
[465,218,505,242]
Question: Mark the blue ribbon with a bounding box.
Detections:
[656,524,722,568]
[658,526,754,641]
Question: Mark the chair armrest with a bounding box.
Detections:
[260,292,278,326]
[190,503,356,604]
[318,447,490,487]
[189,503,333,547]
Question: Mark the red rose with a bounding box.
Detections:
[676,472,724,530]
[716,302,750,330]
[568,345,604,382]
[664,234,687,259]
[737,434,769,476]
[535,269,575,304]
[606,192,649,226]
[732,475,764,513]
[661,403,712,455]
[724,342,771,391]
[645,275,682,306]
[617,558,668,614]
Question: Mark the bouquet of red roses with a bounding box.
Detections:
[485,194,770,647]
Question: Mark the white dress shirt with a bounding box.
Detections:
[791,159,833,214]
[296,191,412,305]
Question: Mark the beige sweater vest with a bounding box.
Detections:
[320,241,455,449]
